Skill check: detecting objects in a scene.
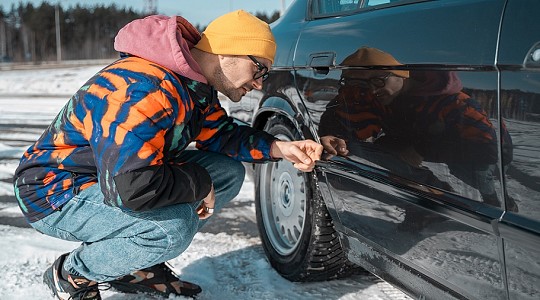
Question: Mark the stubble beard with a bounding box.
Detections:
[211,62,244,102]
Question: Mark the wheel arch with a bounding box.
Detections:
[252,95,317,142]
[253,96,299,131]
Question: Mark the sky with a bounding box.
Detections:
[0,63,409,299]
[1,0,292,26]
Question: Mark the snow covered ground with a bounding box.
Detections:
[0,63,409,299]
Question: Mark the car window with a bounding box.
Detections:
[313,0,360,15]
[366,0,393,6]
[312,0,411,17]
[365,0,418,7]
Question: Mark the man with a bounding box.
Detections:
[319,47,516,211]
[13,11,323,299]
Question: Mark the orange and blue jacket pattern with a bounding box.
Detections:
[14,56,277,222]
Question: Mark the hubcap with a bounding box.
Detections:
[259,134,307,256]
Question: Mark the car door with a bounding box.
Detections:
[293,0,508,298]
[497,0,540,298]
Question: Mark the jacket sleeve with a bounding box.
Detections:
[87,81,212,211]
[319,96,384,141]
[194,102,279,162]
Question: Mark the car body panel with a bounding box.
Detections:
[293,0,507,298]
[497,0,540,298]
[227,0,540,298]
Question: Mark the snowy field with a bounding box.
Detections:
[0,63,409,299]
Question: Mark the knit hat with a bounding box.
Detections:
[342,47,409,78]
[194,10,276,64]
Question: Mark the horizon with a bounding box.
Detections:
[1,0,290,26]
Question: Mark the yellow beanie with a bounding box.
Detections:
[194,10,276,64]
[342,47,409,78]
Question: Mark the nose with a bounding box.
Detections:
[252,77,264,90]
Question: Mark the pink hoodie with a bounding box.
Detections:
[114,15,208,83]
[407,70,463,97]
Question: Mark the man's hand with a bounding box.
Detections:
[197,185,215,220]
[270,140,323,172]
[320,136,349,157]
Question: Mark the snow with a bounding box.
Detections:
[0,225,392,300]
[0,62,408,299]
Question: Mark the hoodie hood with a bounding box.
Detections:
[407,70,463,97]
[114,15,207,83]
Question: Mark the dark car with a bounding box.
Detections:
[229,0,540,299]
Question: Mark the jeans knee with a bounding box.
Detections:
[229,160,246,191]
[213,159,244,209]
[227,159,245,188]
[134,214,198,263]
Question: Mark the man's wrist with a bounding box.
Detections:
[270,140,282,159]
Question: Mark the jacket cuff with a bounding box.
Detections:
[113,162,212,211]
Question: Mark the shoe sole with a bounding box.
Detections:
[43,268,58,298]
[109,281,167,295]
[43,255,75,300]
[109,281,201,298]
[43,265,70,300]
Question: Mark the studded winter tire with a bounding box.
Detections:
[255,115,359,282]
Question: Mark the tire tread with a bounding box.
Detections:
[256,115,364,282]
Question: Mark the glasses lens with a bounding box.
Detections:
[370,77,386,88]
[341,78,371,88]
[254,70,269,81]
[370,73,393,88]
[249,55,269,82]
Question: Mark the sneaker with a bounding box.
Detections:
[109,262,202,298]
[43,253,101,300]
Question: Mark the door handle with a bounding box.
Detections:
[309,52,336,75]
[524,41,540,68]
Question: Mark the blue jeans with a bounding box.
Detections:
[30,150,245,282]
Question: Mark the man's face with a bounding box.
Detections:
[211,55,271,102]
[345,70,405,105]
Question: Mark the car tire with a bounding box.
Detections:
[255,115,359,282]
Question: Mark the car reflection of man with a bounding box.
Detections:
[319,47,517,211]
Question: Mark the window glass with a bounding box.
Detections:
[366,0,392,6]
[366,0,410,6]
[314,0,359,15]
[313,0,412,17]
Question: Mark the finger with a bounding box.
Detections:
[197,203,213,219]
[285,145,312,165]
[293,162,315,172]
[303,140,323,154]
[320,140,337,155]
[339,149,349,156]
[198,207,213,220]
[312,143,324,160]
[320,139,331,147]
[199,213,211,220]
[325,146,337,155]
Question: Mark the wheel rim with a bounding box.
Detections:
[259,134,307,256]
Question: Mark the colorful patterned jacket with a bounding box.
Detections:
[14,16,278,222]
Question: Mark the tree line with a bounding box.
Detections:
[0,2,280,63]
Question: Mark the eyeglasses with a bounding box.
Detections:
[339,73,394,88]
[248,55,269,82]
